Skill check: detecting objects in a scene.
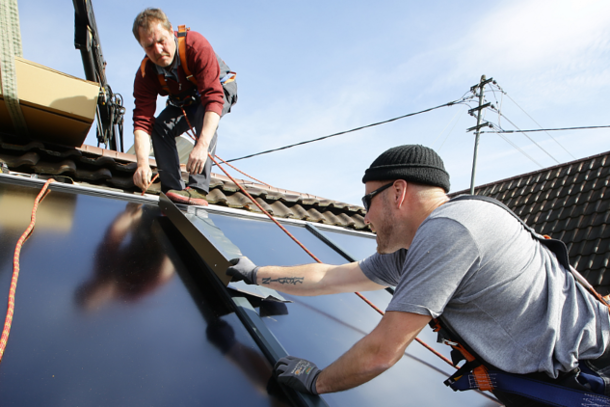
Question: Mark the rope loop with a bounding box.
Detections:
[0,178,54,361]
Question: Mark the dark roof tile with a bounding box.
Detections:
[1,136,371,230]
[269,200,295,219]
[305,208,326,223]
[460,150,610,291]
[33,159,77,175]
[592,212,610,228]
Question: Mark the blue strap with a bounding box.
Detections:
[220,72,236,84]
[450,369,610,407]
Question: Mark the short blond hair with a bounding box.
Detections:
[132,8,172,42]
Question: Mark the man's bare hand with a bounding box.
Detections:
[133,164,152,191]
[187,142,208,175]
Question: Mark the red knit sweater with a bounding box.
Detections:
[132,30,225,135]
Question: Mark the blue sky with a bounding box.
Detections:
[16,0,610,205]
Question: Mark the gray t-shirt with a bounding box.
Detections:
[359,199,610,377]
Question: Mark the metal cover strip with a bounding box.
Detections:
[158,193,329,407]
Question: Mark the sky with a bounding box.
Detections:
[15,0,610,205]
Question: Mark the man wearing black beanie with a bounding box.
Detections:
[226,145,610,406]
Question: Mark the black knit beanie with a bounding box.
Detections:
[362,145,450,192]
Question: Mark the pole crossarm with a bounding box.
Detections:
[468,103,491,115]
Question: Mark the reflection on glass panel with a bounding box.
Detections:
[311,226,378,262]
[208,214,348,266]
[208,213,496,407]
[0,183,288,407]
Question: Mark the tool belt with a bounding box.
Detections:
[431,316,610,406]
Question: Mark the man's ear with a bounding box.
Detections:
[394,180,408,208]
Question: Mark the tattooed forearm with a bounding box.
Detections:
[262,276,304,285]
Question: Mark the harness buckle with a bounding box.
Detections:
[167,94,199,108]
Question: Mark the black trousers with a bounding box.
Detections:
[150,99,231,194]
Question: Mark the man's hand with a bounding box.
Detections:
[133,164,152,191]
[187,142,208,175]
[226,257,259,285]
[274,356,321,395]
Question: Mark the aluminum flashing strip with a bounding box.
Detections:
[233,297,327,407]
[159,193,234,286]
[0,172,158,204]
[159,193,287,302]
[158,193,328,407]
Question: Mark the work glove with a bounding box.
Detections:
[226,257,259,285]
[274,356,321,395]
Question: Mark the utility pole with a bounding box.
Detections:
[467,75,493,195]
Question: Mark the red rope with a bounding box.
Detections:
[208,153,324,263]
[213,155,271,188]
[180,109,455,368]
[208,153,455,368]
[141,173,159,196]
[0,178,55,361]
[180,108,271,187]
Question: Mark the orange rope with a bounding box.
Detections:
[0,178,55,361]
[208,153,455,368]
[180,108,455,368]
[141,173,159,196]
[212,155,271,188]
[180,108,271,187]
[209,152,325,262]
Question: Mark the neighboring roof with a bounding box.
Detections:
[454,151,610,294]
[0,136,368,230]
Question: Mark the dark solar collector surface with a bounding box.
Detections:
[0,179,496,406]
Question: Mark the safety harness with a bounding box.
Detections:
[139,25,236,107]
[431,195,610,407]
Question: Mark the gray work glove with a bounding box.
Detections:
[274,356,321,395]
[226,257,259,285]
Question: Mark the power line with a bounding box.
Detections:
[495,131,543,168]
[220,98,472,164]
[490,107,561,164]
[482,124,610,133]
[437,107,464,152]
[432,105,465,151]
[481,81,575,163]
[495,86,576,160]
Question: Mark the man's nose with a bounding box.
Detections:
[154,43,164,55]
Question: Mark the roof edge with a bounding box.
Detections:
[452,150,610,196]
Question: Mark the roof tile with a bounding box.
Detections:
[462,150,610,292]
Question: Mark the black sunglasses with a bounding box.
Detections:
[362,182,394,211]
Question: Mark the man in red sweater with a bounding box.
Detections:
[131,8,236,205]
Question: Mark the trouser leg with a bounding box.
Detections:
[186,105,216,193]
[150,105,189,193]
[151,100,230,194]
[186,96,232,193]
